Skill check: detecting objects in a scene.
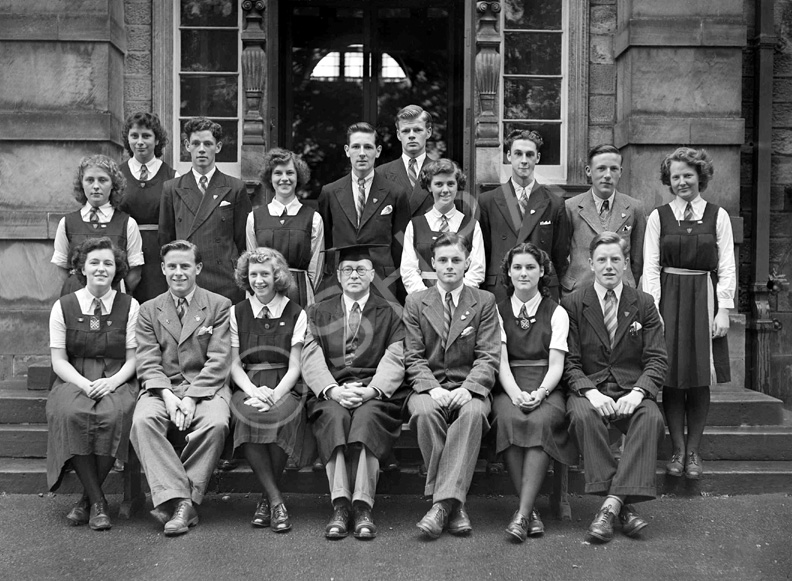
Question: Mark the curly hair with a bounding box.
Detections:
[395,104,433,131]
[419,158,467,191]
[122,112,169,158]
[660,147,714,193]
[183,117,223,143]
[72,155,126,208]
[71,237,129,287]
[259,148,311,193]
[235,247,295,295]
[504,129,544,154]
[500,243,552,298]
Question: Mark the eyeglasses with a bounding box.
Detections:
[339,266,372,277]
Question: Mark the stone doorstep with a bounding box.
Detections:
[2,458,792,498]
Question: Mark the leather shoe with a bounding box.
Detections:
[666,451,685,477]
[251,497,271,528]
[685,451,703,480]
[150,504,172,525]
[164,500,199,536]
[89,499,112,531]
[585,507,616,543]
[325,503,351,539]
[447,503,472,535]
[217,458,238,471]
[271,503,292,533]
[66,496,90,526]
[416,502,449,539]
[353,504,377,539]
[619,504,648,538]
[527,508,544,536]
[505,511,529,542]
[313,458,325,472]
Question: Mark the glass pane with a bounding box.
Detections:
[504,78,561,120]
[504,32,562,76]
[503,122,561,166]
[180,75,238,117]
[181,30,238,72]
[504,0,562,30]
[179,118,238,163]
[181,0,237,27]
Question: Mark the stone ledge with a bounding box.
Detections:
[614,116,745,147]
[0,111,123,145]
[0,13,125,52]
[615,18,746,57]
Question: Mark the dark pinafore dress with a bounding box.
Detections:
[46,292,138,490]
[60,210,129,296]
[253,204,316,307]
[658,202,730,388]
[229,298,314,464]
[119,160,177,303]
[411,212,475,288]
[491,296,577,464]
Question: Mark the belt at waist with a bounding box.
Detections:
[421,271,438,280]
[510,359,549,367]
[245,362,288,371]
[137,224,159,231]
[663,267,709,276]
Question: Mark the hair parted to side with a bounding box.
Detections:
[235,247,295,294]
[395,104,433,130]
[72,154,127,208]
[259,148,310,192]
[660,147,714,193]
[431,231,471,258]
[183,117,223,143]
[500,242,552,297]
[122,112,169,158]
[160,240,202,264]
[587,144,621,164]
[419,158,467,191]
[504,129,544,154]
[346,122,379,145]
[589,231,628,258]
[71,237,129,287]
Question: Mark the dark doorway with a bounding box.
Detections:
[279,1,465,198]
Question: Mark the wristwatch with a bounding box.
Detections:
[539,387,550,399]
[632,387,646,397]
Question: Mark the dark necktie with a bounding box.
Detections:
[89,206,99,229]
[518,303,531,331]
[345,302,361,365]
[604,290,617,348]
[139,164,149,182]
[199,175,208,194]
[683,202,694,221]
[439,214,450,233]
[408,158,418,188]
[176,297,187,322]
[443,292,454,344]
[90,298,102,331]
[257,306,271,319]
[356,178,366,226]
[600,199,610,223]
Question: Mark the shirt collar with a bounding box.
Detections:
[510,291,542,317]
[352,170,375,185]
[511,178,535,196]
[343,292,370,315]
[593,281,624,305]
[81,202,113,218]
[437,281,464,307]
[249,292,287,318]
[129,157,162,179]
[427,206,460,221]
[269,197,302,215]
[592,190,615,212]
[78,287,116,315]
[671,194,704,212]
[170,287,197,308]
[192,167,216,187]
[402,152,426,171]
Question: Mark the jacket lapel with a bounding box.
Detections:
[493,184,520,235]
[188,171,231,238]
[156,293,182,344]
[336,175,359,228]
[179,288,208,344]
[174,173,202,219]
[359,175,389,227]
[421,289,446,341]
[517,184,549,242]
[581,286,611,349]
[446,286,478,348]
[578,189,603,233]
[612,285,638,348]
[607,192,631,235]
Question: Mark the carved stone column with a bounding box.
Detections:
[241,0,268,199]
[473,1,502,188]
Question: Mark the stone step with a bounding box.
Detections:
[3,458,792,497]
[1,386,784,427]
[0,380,29,392]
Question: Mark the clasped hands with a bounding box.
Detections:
[585,388,644,421]
[511,389,545,413]
[81,377,119,400]
[244,385,277,412]
[162,391,197,431]
[327,382,376,409]
[429,386,472,411]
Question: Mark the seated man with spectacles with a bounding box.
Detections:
[301,245,406,540]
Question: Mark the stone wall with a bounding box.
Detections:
[589,0,617,150]
[124,0,153,118]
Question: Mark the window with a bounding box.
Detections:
[310,45,408,83]
[173,0,242,177]
[502,0,567,183]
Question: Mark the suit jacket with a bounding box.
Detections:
[563,189,646,293]
[317,172,411,283]
[135,286,232,401]
[403,285,500,397]
[158,170,251,303]
[377,157,433,217]
[561,285,667,399]
[301,294,405,398]
[478,181,570,302]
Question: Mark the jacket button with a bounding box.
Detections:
[501,235,507,240]
[215,237,221,242]
[177,218,182,222]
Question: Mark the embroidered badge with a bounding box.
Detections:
[90,316,100,331]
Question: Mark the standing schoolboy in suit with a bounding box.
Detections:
[131,240,232,536]
[317,122,410,302]
[562,144,646,295]
[562,232,667,543]
[158,117,251,304]
[478,130,570,303]
[403,233,500,539]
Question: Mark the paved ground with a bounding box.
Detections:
[1,492,790,581]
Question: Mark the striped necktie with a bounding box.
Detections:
[356,178,366,226]
[517,188,529,218]
[443,292,454,344]
[89,206,99,229]
[599,199,610,224]
[199,175,208,194]
[603,290,617,348]
[176,297,187,322]
[139,163,149,182]
[256,306,271,319]
[408,158,418,188]
[439,214,450,233]
[345,302,361,366]
[683,202,694,221]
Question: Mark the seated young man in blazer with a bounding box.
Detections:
[302,244,406,540]
[562,231,667,543]
[131,240,232,536]
[403,232,500,539]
